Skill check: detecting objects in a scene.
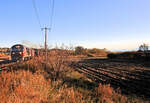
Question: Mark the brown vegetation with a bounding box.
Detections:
[107,51,150,60]
[0,49,149,103]
[0,53,5,57]
[74,46,108,57]
[0,48,9,57]
[0,70,50,103]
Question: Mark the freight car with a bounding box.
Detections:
[10,44,34,61]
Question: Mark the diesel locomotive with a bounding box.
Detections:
[10,44,37,61]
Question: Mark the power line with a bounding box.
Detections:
[32,0,42,28]
[31,0,55,63]
[49,0,55,29]
[32,0,55,29]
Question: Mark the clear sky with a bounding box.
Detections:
[0,0,150,50]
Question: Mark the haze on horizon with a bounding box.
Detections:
[0,0,150,51]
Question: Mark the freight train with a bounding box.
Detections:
[10,44,38,61]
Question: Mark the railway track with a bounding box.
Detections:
[71,59,150,97]
[0,59,30,71]
[0,60,20,71]
[81,62,150,82]
[0,63,14,70]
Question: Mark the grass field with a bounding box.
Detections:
[0,51,150,103]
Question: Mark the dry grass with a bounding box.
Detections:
[96,84,127,103]
[0,70,50,103]
[0,49,149,103]
[0,53,5,57]
[49,84,86,103]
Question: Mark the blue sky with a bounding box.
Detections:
[0,0,150,50]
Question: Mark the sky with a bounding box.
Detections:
[0,0,150,51]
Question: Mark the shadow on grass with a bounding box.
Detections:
[62,76,98,91]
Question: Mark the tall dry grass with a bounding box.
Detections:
[0,49,148,103]
[96,84,127,103]
[0,70,50,103]
[0,53,5,57]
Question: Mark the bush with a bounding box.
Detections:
[0,53,5,57]
[96,84,127,103]
[107,53,118,59]
[74,46,87,55]
[87,53,94,57]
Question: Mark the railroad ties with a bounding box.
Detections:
[71,59,150,98]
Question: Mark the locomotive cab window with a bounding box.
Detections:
[11,45,24,52]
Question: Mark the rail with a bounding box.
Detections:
[71,60,150,98]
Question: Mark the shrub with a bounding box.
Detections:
[74,46,87,55]
[96,84,127,103]
[107,53,118,59]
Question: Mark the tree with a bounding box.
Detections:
[75,46,86,55]
[139,43,149,52]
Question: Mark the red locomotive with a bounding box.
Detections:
[10,44,35,61]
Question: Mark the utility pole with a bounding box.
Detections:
[42,27,50,63]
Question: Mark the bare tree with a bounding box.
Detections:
[44,47,72,81]
[139,43,149,52]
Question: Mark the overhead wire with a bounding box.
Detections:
[32,0,55,30]
[32,0,42,28]
[49,0,55,30]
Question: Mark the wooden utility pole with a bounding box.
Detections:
[42,27,50,63]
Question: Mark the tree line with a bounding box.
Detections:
[74,46,108,57]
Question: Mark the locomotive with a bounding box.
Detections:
[10,44,37,61]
